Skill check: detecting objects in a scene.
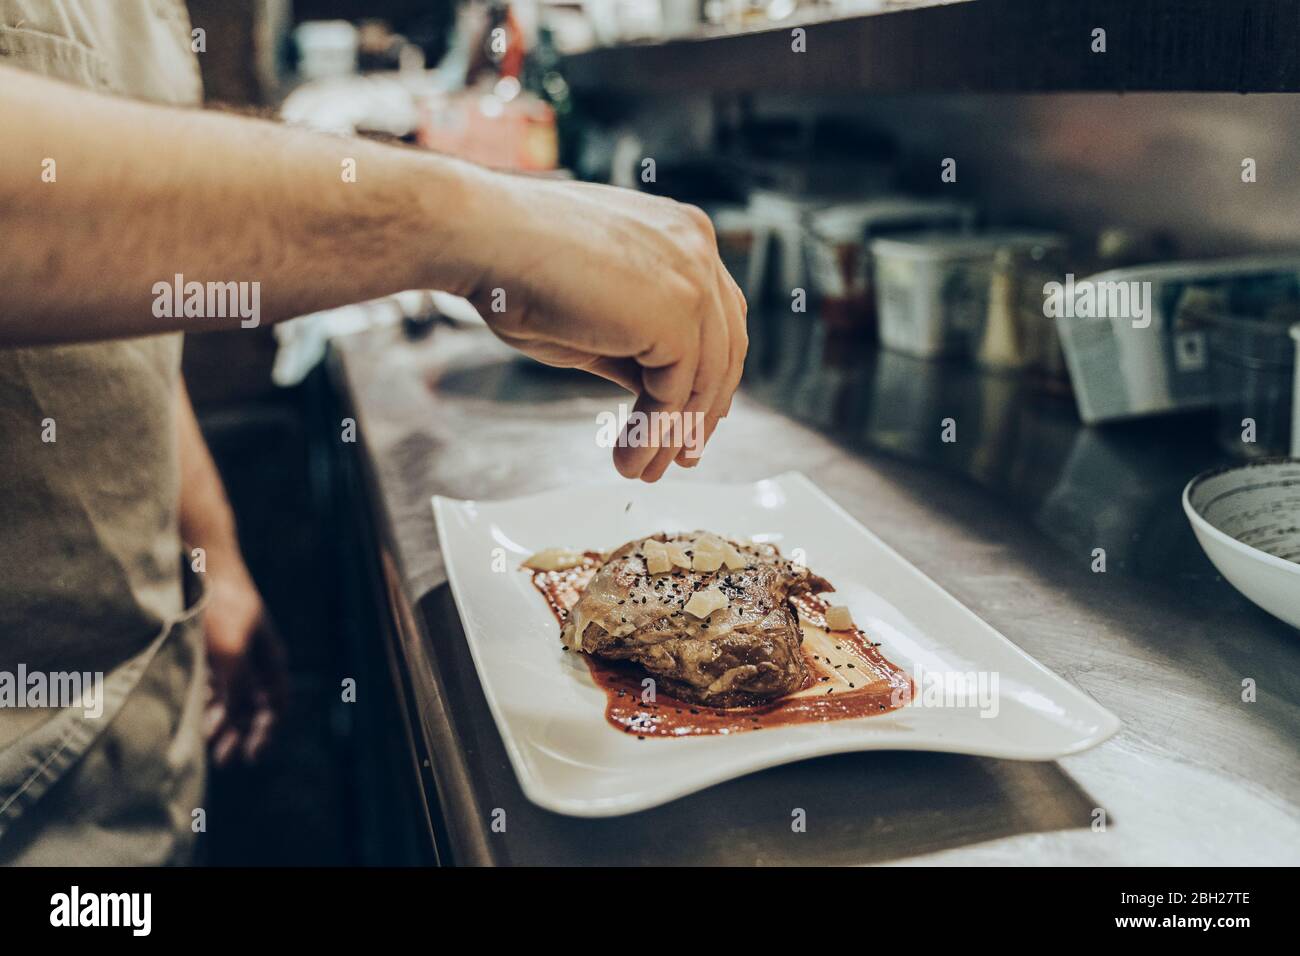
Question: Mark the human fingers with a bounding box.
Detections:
[679,267,746,466]
[491,327,644,394]
[241,699,276,763]
[639,281,731,480]
[614,328,700,479]
[212,725,241,768]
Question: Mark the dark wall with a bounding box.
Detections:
[600,90,1300,259]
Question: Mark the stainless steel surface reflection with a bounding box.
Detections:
[743,306,1237,590]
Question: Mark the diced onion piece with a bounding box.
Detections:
[684,587,728,619]
[692,551,723,573]
[523,548,585,572]
[722,542,748,570]
[825,605,856,631]
[642,538,672,574]
[691,534,726,572]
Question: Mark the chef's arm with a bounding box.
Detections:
[176,378,242,568]
[0,64,745,480]
[177,376,286,764]
[0,64,467,345]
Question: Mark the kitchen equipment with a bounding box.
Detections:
[661,0,702,36]
[743,189,830,307]
[293,21,359,81]
[707,204,755,288]
[1183,459,1300,629]
[433,471,1120,817]
[802,197,975,330]
[872,231,1066,359]
[1291,324,1300,456]
[1205,307,1298,458]
[976,239,1074,378]
[1055,256,1300,424]
[976,247,1026,369]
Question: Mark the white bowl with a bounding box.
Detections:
[1183,458,1300,629]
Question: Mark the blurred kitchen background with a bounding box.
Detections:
[179,0,1300,863]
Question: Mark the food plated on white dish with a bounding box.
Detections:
[433,472,1121,817]
[524,531,912,737]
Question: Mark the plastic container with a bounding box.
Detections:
[294,21,359,80]
[871,231,1066,359]
[802,198,975,331]
[1055,255,1300,424]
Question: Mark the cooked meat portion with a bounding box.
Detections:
[562,531,831,707]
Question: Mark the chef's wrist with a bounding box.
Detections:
[408,154,515,300]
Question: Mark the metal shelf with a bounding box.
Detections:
[564,0,1300,94]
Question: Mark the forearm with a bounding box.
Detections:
[176,378,241,565]
[0,65,492,346]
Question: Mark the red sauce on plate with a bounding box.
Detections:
[528,556,913,738]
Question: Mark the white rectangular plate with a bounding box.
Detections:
[433,472,1120,817]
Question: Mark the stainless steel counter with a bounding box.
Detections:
[330,313,1299,866]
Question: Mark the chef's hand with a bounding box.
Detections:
[202,554,288,767]
[454,172,747,482]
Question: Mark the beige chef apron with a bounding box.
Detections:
[0,0,209,864]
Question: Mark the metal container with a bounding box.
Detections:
[707,204,755,289]
[871,230,1066,359]
[1203,308,1298,458]
[743,189,834,307]
[802,198,976,330]
[977,241,1071,376]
